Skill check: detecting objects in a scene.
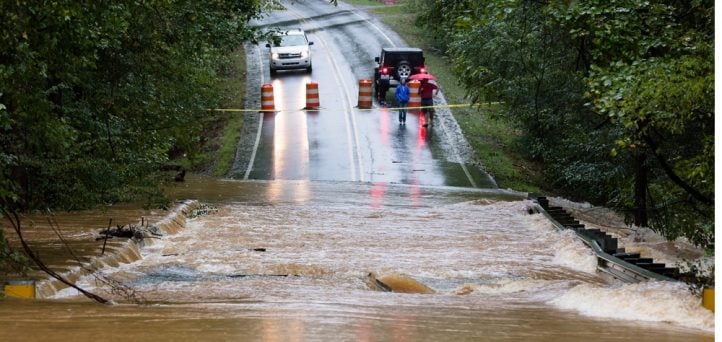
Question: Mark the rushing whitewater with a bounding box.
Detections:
[43,179,712,340]
[550,281,714,332]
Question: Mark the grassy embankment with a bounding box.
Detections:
[346,0,543,192]
[192,49,247,177]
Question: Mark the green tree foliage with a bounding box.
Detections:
[0,1,269,270]
[557,0,714,248]
[411,0,714,249]
[446,1,619,199]
[410,0,475,51]
[0,228,28,276]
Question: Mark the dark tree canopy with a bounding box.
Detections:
[0,1,273,271]
[410,0,713,250]
[0,1,268,212]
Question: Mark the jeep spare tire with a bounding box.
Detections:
[396,61,412,79]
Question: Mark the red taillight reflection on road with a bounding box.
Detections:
[379,107,390,145]
[370,182,387,208]
[418,116,428,147]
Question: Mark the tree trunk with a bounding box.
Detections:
[633,152,648,226]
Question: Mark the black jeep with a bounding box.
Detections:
[373,47,426,101]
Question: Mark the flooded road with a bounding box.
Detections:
[0,176,713,341]
[0,1,713,340]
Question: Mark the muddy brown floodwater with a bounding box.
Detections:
[0,175,713,341]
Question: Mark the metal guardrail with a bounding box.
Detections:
[531,200,676,283]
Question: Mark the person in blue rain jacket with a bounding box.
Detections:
[394,78,410,124]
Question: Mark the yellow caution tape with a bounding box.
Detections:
[208,108,277,113]
[207,103,477,113]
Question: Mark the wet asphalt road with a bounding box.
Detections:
[234,0,496,189]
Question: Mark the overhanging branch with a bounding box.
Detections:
[644,134,713,206]
[1,207,110,304]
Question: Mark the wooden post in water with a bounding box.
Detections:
[101,218,112,255]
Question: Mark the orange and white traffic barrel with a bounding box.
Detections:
[408,80,421,109]
[305,81,320,109]
[261,84,275,112]
[358,79,373,108]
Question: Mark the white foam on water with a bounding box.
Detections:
[52,286,83,299]
[520,206,598,274]
[451,278,565,296]
[549,281,714,332]
[550,230,598,274]
[524,208,556,231]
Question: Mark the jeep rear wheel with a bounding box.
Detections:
[375,82,388,102]
[396,61,412,79]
